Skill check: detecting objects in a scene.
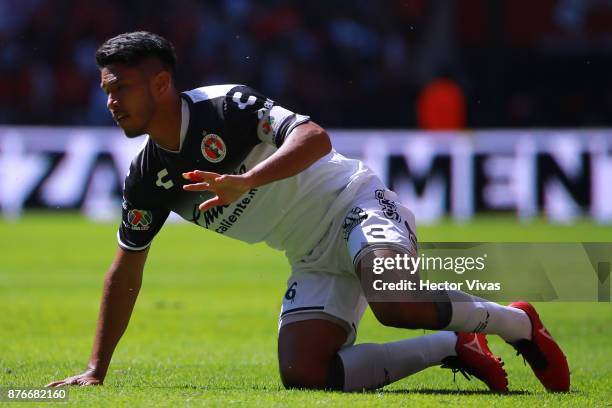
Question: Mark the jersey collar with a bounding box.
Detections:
[179,97,190,150]
[153,97,190,154]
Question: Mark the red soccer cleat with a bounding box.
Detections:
[508,301,570,392]
[441,332,508,392]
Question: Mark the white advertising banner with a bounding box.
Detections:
[1,127,611,223]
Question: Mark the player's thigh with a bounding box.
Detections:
[346,189,418,301]
[357,248,441,329]
[277,269,367,388]
[279,270,367,347]
[277,318,347,389]
[345,189,443,328]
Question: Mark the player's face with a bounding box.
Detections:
[100,64,156,138]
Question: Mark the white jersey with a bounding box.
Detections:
[118,84,378,262]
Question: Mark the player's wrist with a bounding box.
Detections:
[240,172,260,190]
[85,362,107,379]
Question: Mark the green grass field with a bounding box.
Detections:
[1,214,610,407]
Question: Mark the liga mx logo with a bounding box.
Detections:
[127,209,152,230]
[201,133,227,163]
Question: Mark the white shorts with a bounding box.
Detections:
[278,177,417,345]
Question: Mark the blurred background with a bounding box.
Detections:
[2,0,612,224]
[2,0,612,129]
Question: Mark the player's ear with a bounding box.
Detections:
[151,71,172,99]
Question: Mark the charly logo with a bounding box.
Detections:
[342,206,368,240]
[127,209,152,230]
[375,189,401,222]
[156,168,174,189]
[201,133,227,163]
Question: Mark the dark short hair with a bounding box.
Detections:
[95,31,177,77]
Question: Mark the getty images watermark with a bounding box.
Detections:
[371,252,500,292]
[359,243,611,302]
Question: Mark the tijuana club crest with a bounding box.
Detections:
[201,133,227,163]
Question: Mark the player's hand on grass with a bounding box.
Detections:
[46,369,103,387]
[182,170,252,211]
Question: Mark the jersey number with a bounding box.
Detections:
[284,282,297,303]
[232,92,257,110]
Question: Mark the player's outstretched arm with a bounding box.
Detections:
[183,121,331,211]
[46,247,149,387]
[241,121,332,187]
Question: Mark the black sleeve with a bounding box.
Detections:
[117,164,170,252]
[223,85,311,148]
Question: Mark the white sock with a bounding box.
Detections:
[336,331,457,391]
[444,290,532,342]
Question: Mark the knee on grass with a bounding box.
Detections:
[279,355,343,390]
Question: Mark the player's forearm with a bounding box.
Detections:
[245,123,332,188]
[87,260,143,378]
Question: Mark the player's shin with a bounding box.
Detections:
[328,332,457,391]
[442,290,532,342]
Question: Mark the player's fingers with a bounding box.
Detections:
[182,171,198,181]
[198,196,222,211]
[47,377,75,387]
[182,171,219,183]
[182,182,211,191]
[45,380,64,387]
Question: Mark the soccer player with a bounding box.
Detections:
[47,32,569,392]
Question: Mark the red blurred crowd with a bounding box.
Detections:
[1,0,611,128]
